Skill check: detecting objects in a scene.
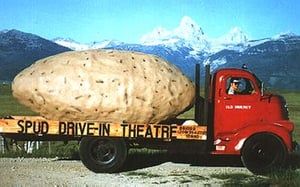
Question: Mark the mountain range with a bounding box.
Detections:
[1,16,300,89]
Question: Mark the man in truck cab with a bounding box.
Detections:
[227,78,241,94]
[227,77,256,95]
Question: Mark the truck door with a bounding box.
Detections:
[214,74,261,135]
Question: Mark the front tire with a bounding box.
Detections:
[241,133,287,175]
[79,137,128,173]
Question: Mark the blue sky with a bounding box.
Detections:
[1,0,299,43]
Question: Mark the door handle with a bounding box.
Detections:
[224,97,232,100]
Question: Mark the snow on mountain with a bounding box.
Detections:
[51,16,267,72]
[53,16,295,57]
[140,16,209,51]
[173,16,208,49]
[52,16,255,56]
[89,40,124,49]
[53,37,89,51]
[140,16,253,56]
[208,27,249,53]
[52,38,124,51]
[139,27,175,46]
[221,27,249,44]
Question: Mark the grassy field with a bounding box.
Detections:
[1,84,300,141]
[0,84,36,116]
[273,90,300,142]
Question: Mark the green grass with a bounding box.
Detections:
[0,84,36,116]
[0,141,80,159]
[276,90,300,142]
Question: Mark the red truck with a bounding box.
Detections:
[0,64,297,175]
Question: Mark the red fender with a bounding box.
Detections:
[212,120,294,155]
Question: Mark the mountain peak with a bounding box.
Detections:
[205,27,249,53]
[140,16,208,50]
[0,29,49,49]
[175,16,205,37]
[230,27,248,42]
[221,27,249,44]
[1,29,34,39]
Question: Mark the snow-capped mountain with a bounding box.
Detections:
[220,27,249,44]
[140,17,251,54]
[53,16,250,56]
[140,16,209,51]
[208,27,250,53]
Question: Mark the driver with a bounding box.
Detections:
[227,78,241,95]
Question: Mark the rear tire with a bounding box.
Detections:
[241,133,287,175]
[79,137,127,173]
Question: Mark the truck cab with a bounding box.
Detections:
[207,67,294,174]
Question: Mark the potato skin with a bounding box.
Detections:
[12,50,195,123]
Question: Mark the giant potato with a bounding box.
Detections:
[12,50,195,123]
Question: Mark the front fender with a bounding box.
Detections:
[212,121,293,155]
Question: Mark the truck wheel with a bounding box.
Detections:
[241,133,287,175]
[79,137,127,173]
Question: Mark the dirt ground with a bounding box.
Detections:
[1,152,300,187]
[0,157,254,186]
